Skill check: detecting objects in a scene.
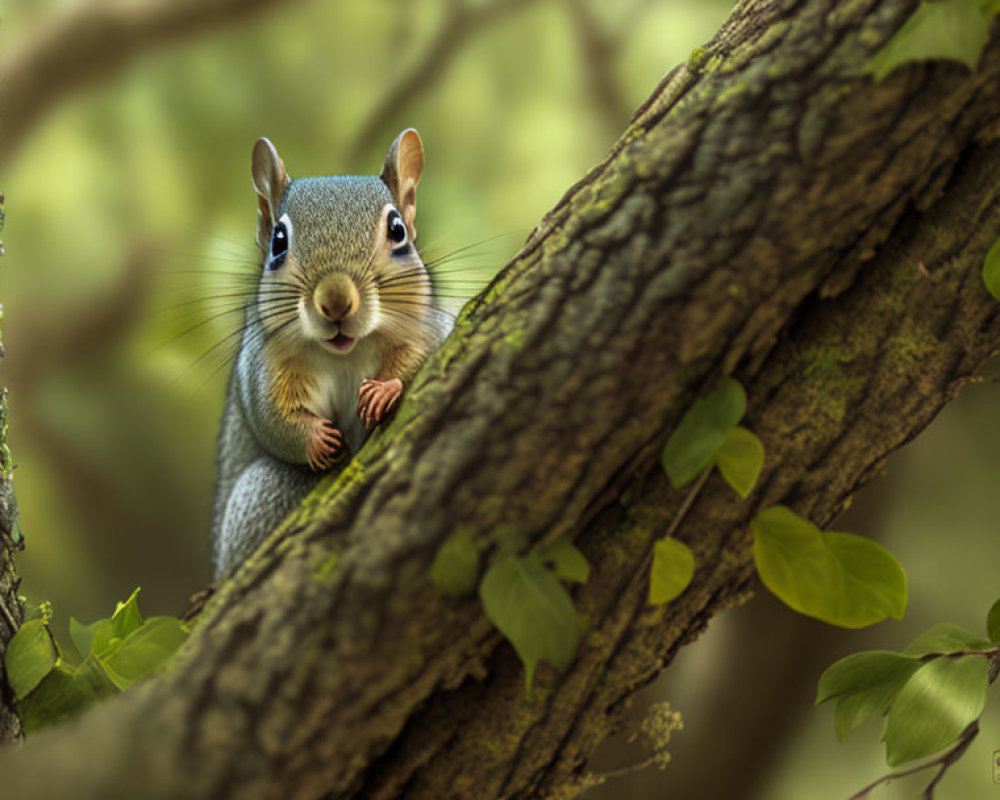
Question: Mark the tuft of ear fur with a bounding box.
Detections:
[251,138,291,252]
[380,129,424,240]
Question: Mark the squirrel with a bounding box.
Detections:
[211,129,445,578]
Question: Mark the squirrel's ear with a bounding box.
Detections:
[380,128,424,240]
[251,138,290,251]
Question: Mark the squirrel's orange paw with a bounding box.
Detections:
[356,378,403,427]
[307,419,346,471]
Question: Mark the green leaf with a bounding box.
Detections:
[662,378,746,488]
[751,506,907,628]
[982,236,1000,301]
[884,655,989,766]
[4,619,58,701]
[109,587,143,640]
[713,426,764,498]
[9,518,22,547]
[987,598,1000,643]
[87,619,117,659]
[17,663,100,734]
[648,538,696,605]
[479,554,582,692]
[540,538,590,584]
[816,651,921,739]
[817,651,920,703]
[99,617,188,691]
[867,0,988,82]
[902,623,991,656]
[79,587,145,660]
[78,658,119,699]
[70,617,103,659]
[430,528,480,597]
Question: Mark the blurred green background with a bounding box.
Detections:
[2,1,1000,797]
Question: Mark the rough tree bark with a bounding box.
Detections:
[3,0,1000,797]
[0,385,22,745]
[0,197,23,744]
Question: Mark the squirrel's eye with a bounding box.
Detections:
[269,217,290,270]
[386,209,408,248]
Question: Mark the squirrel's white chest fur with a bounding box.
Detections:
[304,336,382,454]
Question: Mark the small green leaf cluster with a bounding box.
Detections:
[3,588,188,733]
[658,378,907,629]
[661,377,763,496]
[867,0,1000,81]
[430,528,591,693]
[654,378,764,606]
[818,601,1000,769]
[430,370,904,693]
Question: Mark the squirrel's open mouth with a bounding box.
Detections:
[326,332,355,352]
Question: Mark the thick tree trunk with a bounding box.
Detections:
[4,0,1000,797]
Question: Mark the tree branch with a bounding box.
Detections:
[0,193,21,745]
[4,0,1000,797]
[849,720,980,799]
[5,245,157,560]
[342,0,540,168]
[849,653,1000,797]
[561,0,634,139]
[0,0,308,166]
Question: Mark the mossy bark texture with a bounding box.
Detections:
[0,191,23,744]
[5,0,1000,797]
[0,387,22,745]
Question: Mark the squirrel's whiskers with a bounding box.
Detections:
[210,128,481,578]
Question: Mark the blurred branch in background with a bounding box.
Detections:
[560,0,640,141]
[343,0,540,168]
[7,246,153,564]
[0,0,312,166]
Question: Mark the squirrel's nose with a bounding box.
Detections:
[314,273,360,322]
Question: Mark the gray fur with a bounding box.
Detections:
[211,370,319,577]
[211,167,440,579]
[281,177,393,285]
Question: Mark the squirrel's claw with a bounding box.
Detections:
[357,378,403,427]
[307,419,346,471]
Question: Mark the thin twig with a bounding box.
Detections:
[664,466,713,541]
[922,721,979,798]
[847,650,1000,798]
[848,720,980,800]
[920,647,1000,660]
[591,752,663,781]
[343,0,540,167]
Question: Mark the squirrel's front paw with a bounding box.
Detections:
[356,378,403,427]
[307,418,347,471]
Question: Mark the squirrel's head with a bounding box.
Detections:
[250,129,428,356]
